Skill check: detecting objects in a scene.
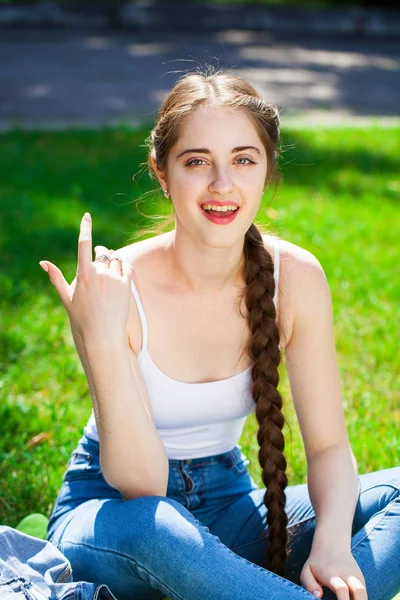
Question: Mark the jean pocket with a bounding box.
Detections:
[63,449,102,481]
[226,448,250,476]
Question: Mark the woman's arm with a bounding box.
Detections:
[283,244,359,548]
[69,278,169,500]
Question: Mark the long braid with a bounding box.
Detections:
[243,223,288,575]
[145,64,289,575]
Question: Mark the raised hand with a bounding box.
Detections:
[39,212,133,348]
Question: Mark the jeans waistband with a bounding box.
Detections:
[78,433,241,469]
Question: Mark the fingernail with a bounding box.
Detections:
[39,261,49,272]
[313,591,321,597]
[84,212,91,221]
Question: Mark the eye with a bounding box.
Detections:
[185,156,256,167]
[236,156,256,165]
[186,158,206,167]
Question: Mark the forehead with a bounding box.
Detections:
[175,104,263,148]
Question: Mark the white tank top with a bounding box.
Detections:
[84,237,281,459]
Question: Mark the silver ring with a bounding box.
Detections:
[95,254,110,262]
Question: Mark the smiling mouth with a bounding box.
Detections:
[199,204,240,224]
[200,206,239,217]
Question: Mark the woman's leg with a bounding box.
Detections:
[207,466,400,600]
[48,435,317,600]
[53,494,319,600]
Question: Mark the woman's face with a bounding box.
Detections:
[163,104,268,247]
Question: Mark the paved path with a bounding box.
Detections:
[1,28,399,130]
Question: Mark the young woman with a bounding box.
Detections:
[40,68,400,600]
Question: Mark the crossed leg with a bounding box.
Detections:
[51,494,318,600]
[206,466,400,600]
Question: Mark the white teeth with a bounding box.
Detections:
[201,204,238,212]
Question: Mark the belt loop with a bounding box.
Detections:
[229,447,238,470]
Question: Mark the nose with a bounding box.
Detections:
[208,165,234,196]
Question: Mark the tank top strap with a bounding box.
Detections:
[272,237,280,309]
[130,241,280,351]
[130,277,148,351]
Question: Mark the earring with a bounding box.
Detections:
[163,189,170,198]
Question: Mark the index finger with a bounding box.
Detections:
[77,213,92,273]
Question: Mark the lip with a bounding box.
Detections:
[199,204,240,225]
[199,200,240,208]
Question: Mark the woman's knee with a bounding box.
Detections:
[59,495,207,557]
[55,495,207,600]
[108,494,210,557]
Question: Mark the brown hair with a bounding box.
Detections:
[142,65,289,575]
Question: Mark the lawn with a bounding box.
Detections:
[0,124,399,596]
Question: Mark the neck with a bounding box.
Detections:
[166,225,246,294]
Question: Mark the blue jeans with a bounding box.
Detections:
[0,525,117,600]
[47,434,400,600]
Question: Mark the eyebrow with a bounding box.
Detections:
[176,146,262,159]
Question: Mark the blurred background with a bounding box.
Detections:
[0,0,399,554]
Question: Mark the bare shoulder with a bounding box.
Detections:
[277,238,329,303]
[262,234,328,347]
[263,233,322,269]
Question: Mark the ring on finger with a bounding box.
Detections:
[109,256,123,265]
[95,254,110,263]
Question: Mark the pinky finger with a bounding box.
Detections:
[39,260,72,310]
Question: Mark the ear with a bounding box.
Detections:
[151,155,168,191]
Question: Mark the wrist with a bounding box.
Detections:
[83,333,128,356]
[312,528,352,551]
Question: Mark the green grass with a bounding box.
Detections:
[0,125,399,598]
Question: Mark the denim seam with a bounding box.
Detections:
[287,515,316,530]
[0,577,27,586]
[171,458,229,469]
[359,481,400,495]
[93,584,115,600]
[180,460,219,468]
[63,473,103,483]
[200,464,207,492]
[229,549,316,598]
[58,541,182,600]
[55,564,72,584]
[93,584,107,600]
[229,449,245,476]
[176,467,190,509]
[228,448,238,469]
[350,495,399,553]
[23,583,44,600]
[56,583,76,600]
[231,515,315,551]
[169,448,237,469]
